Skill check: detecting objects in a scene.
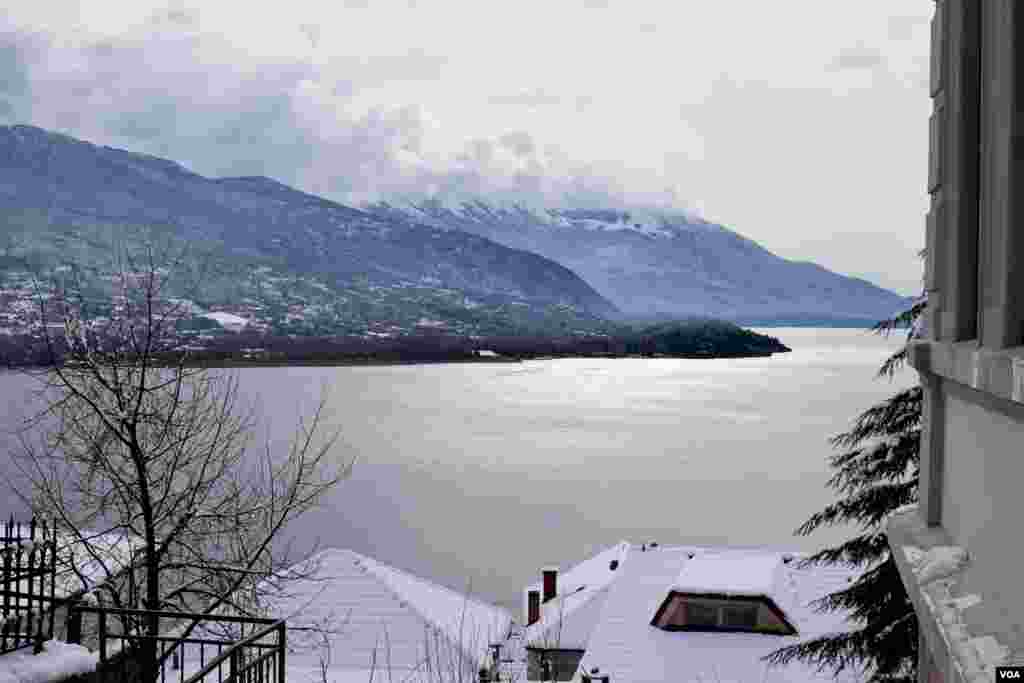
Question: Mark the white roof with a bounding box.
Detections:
[1,528,138,607]
[670,552,784,598]
[202,312,248,326]
[55,530,140,597]
[575,546,867,683]
[526,586,613,650]
[262,549,511,681]
[524,542,630,650]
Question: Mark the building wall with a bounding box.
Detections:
[898,0,1024,679]
[941,381,1024,637]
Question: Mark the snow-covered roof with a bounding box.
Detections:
[526,586,613,651]
[575,546,866,683]
[1,529,138,622]
[55,531,140,598]
[524,542,629,605]
[669,552,784,598]
[523,542,630,650]
[262,549,511,682]
[201,312,248,327]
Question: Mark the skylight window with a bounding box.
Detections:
[651,592,796,635]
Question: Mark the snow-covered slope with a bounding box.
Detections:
[368,200,914,323]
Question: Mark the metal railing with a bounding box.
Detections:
[0,517,59,655]
[67,605,285,683]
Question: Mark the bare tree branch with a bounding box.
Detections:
[11,239,352,680]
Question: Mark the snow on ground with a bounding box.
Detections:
[0,641,97,683]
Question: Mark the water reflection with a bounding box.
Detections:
[0,328,914,610]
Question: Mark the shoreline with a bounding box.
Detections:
[147,348,788,368]
[3,349,788,371]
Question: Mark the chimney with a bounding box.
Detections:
[542,566,558,603]
[527,590,541,626]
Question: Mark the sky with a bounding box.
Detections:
[0,1,932,296]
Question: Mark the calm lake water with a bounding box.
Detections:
[0,328,917,613]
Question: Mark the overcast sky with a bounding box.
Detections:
[1,1,931,295]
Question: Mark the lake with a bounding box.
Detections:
[0,327,917,613]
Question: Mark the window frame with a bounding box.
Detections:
[650,591,797,636]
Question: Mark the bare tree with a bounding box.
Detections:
[9,240,352,680]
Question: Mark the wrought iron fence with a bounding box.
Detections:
[0,517,59,655]
[67,604,286,683]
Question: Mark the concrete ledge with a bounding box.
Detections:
[886,506,1023,682]
[887,506,963,683]
[908,340,1024,405]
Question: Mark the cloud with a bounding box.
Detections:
[887,14,929,41]
[0,0,930,294]
[487,89,564,107]
[0,26,44,124]
[827,45,887,73]
[327,48,449,86]
[298,23,320,49]
[0,15,686,213]
[150,5,198,29]
[498,131,536,158]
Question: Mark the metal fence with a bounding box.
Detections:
[67,605,286,683]
[0,517,59,655]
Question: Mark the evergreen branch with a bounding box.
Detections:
[829,387,922,451]
[795,479,917,534]
[774,290,925,681]
[797,532,891,569]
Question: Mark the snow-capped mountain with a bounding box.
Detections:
[367,199,915,323]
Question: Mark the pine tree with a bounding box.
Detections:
[763,295,928,682]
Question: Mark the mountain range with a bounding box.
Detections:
[368,200,915,324]
[0,124,912,337]
[0,125,615,337]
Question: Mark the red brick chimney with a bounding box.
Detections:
[527,590,541,626]
[542,566,558,603]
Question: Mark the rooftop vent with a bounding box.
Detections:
[609,560,619,571]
